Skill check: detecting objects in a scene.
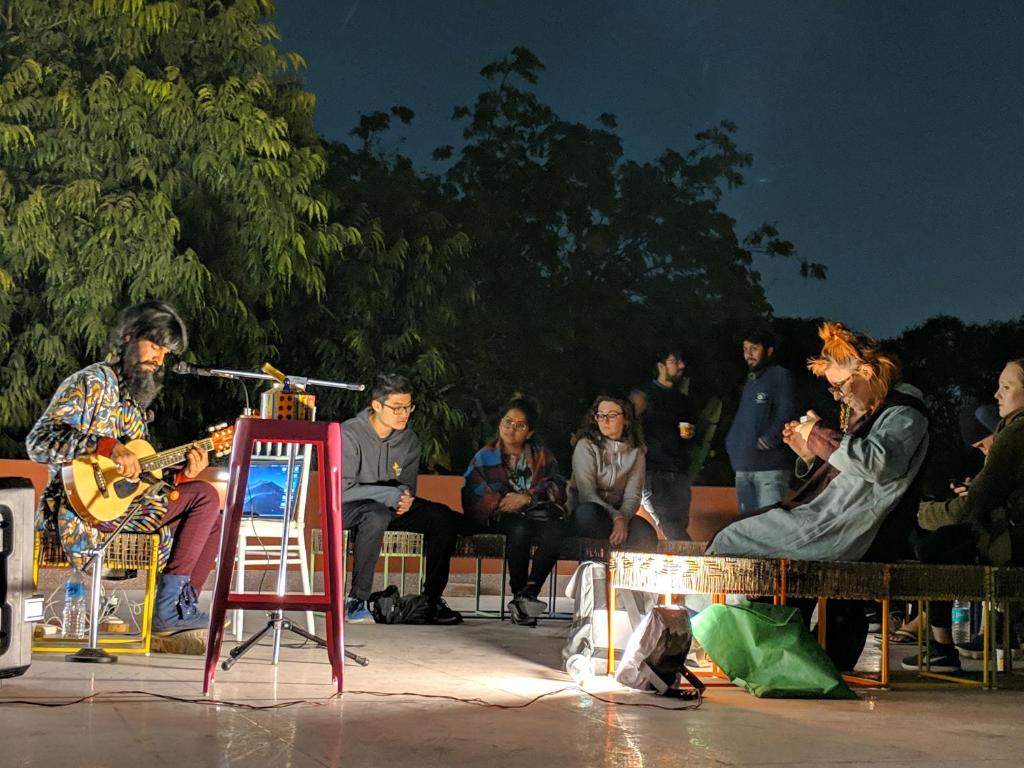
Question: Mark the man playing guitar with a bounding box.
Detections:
[26,301,222,654]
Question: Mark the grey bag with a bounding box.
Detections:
[562,561,654,665]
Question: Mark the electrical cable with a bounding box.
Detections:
[0,684,702,712]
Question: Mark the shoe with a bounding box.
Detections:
[428,597,463,625]
[900,643,962,673]
[151,629,207,655]
[517,593,546,618]
[151,574,208,634]
[956,634,1022,660]
[507,597,537,627]
[345,597,375,625]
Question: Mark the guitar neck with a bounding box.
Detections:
[140,438,213,473]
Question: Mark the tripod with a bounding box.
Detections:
[223,442,369,670]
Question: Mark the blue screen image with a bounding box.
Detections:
[242,459,304,518]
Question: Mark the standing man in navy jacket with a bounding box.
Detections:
[725,328,796,515]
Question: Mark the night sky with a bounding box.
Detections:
[273,1,1023,339]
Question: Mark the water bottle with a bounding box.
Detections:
[951,600,970,646]
[62,569,88,640]
[565,653,593,684]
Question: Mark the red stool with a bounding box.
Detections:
[203,417,345,693]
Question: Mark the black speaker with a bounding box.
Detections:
[1,477,38,679]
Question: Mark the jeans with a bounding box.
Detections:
[572,502,658,551]
[734,469,791,516]
[462,513,570,598]
[343,498,459,600]
[641,471,691,540]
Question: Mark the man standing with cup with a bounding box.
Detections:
[725,327,796,515]
[631,347,696,540]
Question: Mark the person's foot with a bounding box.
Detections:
[517,592,546,618]
[956,634,1022,660]
[345,597,375,625]
[427,597,463,625]
[507,597,537,627]
[900,643,962,673]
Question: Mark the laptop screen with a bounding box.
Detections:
[242,457,305,519]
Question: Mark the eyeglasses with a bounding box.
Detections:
[500,418,530,432]
[827,373,856,398]
[594,411,624,423]
[381,402,416,415]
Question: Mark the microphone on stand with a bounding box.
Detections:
[171,361,212,376]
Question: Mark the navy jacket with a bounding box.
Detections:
[725,363,795,472]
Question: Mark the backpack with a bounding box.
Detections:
[367,585,434,625]
[562,561,654,669]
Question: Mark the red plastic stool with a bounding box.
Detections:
[203,417,345,693]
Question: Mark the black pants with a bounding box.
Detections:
[912,524,979,630]
[343,498,459,600]
[572,502,658,550]
[462,513,570,598]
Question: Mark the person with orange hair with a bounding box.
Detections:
[707,322,930,564]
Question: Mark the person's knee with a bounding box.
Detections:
[352,502,392,535]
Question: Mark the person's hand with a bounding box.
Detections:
[792,410,820,442]
[497,492,531,514]
[950,478,971,497]
[182,444,209,479]
[609,517,629,547]
[396,489,414,516]
[782,418,817,464]
[110,443,141,480]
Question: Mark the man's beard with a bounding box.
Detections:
[119,343,163,411]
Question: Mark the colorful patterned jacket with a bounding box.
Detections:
[25,363,173,569]
[461,437,567,529]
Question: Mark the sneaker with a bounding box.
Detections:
[956,634,1022,660]
[900,643,962,673]
[508,597,537,627]
[151,628,207,655]
[518,593,547,618]
[428,597,463,625]
[345,597,375,625]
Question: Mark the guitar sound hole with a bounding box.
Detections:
[113,479,140,498]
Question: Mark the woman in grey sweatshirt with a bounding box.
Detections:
[570,395,658,550]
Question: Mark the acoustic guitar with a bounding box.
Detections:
[62,423,235,525]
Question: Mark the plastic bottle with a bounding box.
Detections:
[951,600,970,646]
[62,569,88,641]
[565,653,593,685]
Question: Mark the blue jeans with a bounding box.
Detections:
[734,469,791,516]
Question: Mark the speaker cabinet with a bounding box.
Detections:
[1,477,36,678]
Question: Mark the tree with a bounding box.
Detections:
[0,0,357,453]
[437,47,823,468]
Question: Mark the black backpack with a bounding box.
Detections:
[367,585,434,625]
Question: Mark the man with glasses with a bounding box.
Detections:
[725,327,796,514]
[341,373,462,624]
[631,347,696,540]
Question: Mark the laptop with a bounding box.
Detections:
[242,455,305,519]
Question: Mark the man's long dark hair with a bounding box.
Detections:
[104,301,188,411]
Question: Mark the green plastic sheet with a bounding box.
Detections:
[691,601,856,699]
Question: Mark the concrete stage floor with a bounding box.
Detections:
[2,599,1023,768]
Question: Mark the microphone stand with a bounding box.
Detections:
[177,365,369,669]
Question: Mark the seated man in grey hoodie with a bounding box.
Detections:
[342,373,462,624]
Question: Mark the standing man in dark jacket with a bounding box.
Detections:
[631,347,696,540]
[342,373,462,624]
[725,328,796,514]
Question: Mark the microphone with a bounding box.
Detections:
[171,361,213,376]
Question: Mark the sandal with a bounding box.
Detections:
[888,628,918,644]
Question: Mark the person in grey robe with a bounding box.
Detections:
[708,322,929,563]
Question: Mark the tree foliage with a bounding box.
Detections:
[0,0,357,452]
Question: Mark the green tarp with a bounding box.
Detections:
[691,601,856,699]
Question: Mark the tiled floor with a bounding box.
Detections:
[3,600,1024,767]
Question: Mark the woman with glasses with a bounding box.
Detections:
[569,395,658,551]
[462,395,568,626]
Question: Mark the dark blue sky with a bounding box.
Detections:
[273,1,1023,339]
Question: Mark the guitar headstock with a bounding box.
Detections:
[207,422,235,457]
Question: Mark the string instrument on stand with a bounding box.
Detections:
[62,424,235,525]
